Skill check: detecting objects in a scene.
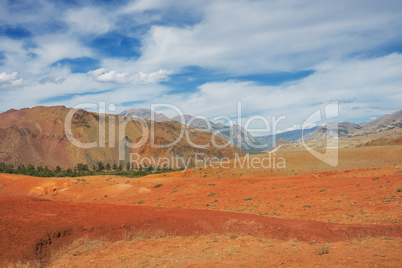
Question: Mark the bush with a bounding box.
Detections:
[316,243,330,255]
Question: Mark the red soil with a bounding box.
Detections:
[0,195,400,266]
[0,146,401,266]
[50,235,402,267]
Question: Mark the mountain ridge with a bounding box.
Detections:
[0,106,244,169]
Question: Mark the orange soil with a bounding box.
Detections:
[50,235,402,267]
[0,145,401,266]
[178,145,402,178]
[0,195,401,266]
[1,165,401,225]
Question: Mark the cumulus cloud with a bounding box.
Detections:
[276,125,301,134]
[32,37,93,67]
[65,7,112,34]
[0,72,23,89]
[134,0,402,74]
[150,53,402,131]
[131,69,172,84]
[87,68,129,84]
[87,68,172,84]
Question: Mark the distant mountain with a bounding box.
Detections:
[171,114,211,129]
[302,108,402,142]
[353,109,402,136]
[171,114,263,152]
[119,108,171,122]
[360,109,402,128]
[255,127,319,149]
[119,109,263,151]
[304,122,362,141]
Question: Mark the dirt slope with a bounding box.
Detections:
[361,109,402,128]
[0,106,243,169]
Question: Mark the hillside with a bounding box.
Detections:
[360,109,402,128]
[302,110,402,143]
[304,122,363,141]
[273,137,290,147]
[0,106,243,169]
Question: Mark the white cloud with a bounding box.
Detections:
[87,68,129,84]
[0,71,112,110]
[38,76,66,85]
[132,0,402,74]
[0,72,23,89]
[276,125,301,134]
[32,36,93,67]
[2,53,401,133]
[131,69,172,84]
[87,68,172,84]
[1,0,402,131]
[123,0,168,13]
[65,7,112,34]
[147,53,402,131]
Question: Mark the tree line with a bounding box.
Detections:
[0,162,176,178]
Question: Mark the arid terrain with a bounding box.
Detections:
[0,106,242,169]
[2,1,402,267]
[0,145,401,267]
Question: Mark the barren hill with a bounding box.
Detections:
[361,109,402,128]
[273,137,290,147]
[0,106,243,169]
[304,122,363,141]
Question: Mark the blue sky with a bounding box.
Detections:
[0,0,402,132]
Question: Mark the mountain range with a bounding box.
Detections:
[303,109,402,142]
[0,106,243,169]
[119,108,263,151]
[0,106,400,169]
[119,107,402,150]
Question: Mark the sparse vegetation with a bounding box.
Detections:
[0,162,181,178]
[228,233,238,239]
[207,192,216,197]
[316,243,330,255]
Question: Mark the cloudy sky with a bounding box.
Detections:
[0,0,401,132]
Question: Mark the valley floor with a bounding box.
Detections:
[0,145,401,267]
